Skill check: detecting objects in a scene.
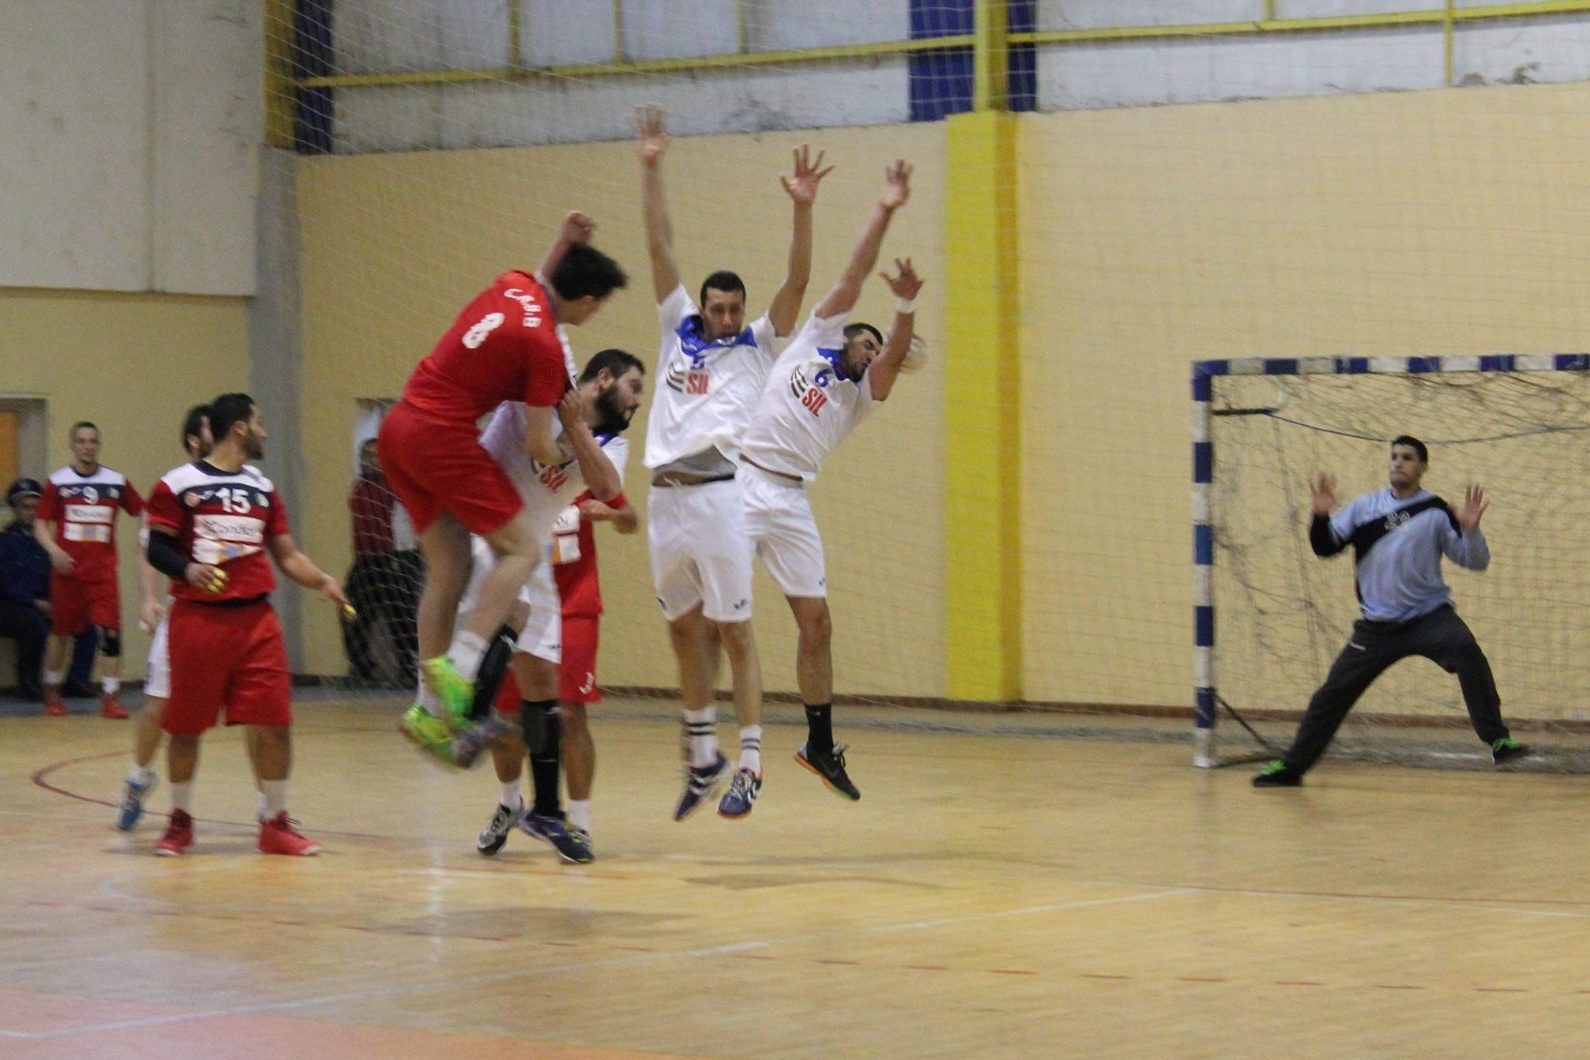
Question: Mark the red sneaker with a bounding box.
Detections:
[258,812,321,856]
[100,693,129,719]
[44,697,67,717]
[155,810,194,857]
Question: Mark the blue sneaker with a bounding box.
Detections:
[673,752,730,822]
[116,771,157,831]
[717,767,762,819]
[520,811,594,864]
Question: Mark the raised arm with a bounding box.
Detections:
[556,392,621,502]
[537,211,595,282]
[1307,473,1347,557]
[814,160,912,322]
[1445,484,1491,571]
[635,105,682,304]
[867,259,924,402]
[765,145,833,336]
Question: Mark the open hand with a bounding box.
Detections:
[880,257,924,302]
[633,105,669,166]
[1456,484,1489,530]
[1310,473,1338,515]
[781,144,833,207]
[880,160,912,210]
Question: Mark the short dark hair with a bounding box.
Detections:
[182,404,210,451]
[699,270,746,308]
[1391,435,1428,464]
[70,421,98,438]
[549,244,628,303]
[844,323,884,348]
[579,348,646,384]
[208,393,256,443]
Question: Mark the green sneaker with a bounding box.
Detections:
[422,656,475,727]
[1252,760,1302,788]
[399,704,458,768]
[1491,737,1529,766]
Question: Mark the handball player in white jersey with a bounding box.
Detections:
[634,105,831,821]
[738,160,918,802]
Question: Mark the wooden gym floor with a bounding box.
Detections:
[2,696,1588,1058]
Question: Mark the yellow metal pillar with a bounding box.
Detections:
[263,0,295,149]
[943,4,1020,700]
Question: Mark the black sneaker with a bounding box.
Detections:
[1491,737,1529,766]
[1252,760,1303,788]
[795,742,861,801]
[476,802,517,855]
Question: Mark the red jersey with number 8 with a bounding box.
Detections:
[401,270,573,422]
[145,462,289,602]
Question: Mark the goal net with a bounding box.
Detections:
[1196,356,1590,773]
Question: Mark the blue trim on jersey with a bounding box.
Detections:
[675,317,759,367]
[816,346,855,383]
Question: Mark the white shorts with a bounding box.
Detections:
[648,477,754,623]
[459,538,561,664]
[144,610,171,699]
[742,463,826,599]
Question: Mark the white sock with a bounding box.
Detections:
[260,780,288,819]
[170,780,193,813]
[417,679,444,720]
[256,790,269,821]
[448,631,488,682]
[566,799,592,833]
[500,783,524,810]
[44,670,63,688]
[102,676,120,695]
[739,725,763,775]
[683,707,717,768]
[128,763,154,785]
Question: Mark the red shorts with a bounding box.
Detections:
[378,400,523,536]
[560,615,602,704]
[493,669,522,717]
[50,571,119,636]
[162,599,292,735]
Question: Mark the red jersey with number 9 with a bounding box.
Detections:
[401,270,574,422]
[146,462,289,602]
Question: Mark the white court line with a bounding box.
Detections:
[4,888,1190,1040]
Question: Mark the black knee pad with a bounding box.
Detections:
[98,627,121,658]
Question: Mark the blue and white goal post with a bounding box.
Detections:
[1190,352,1590,769]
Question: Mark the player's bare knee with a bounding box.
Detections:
[482,512,537,559]
[715,618,757,658]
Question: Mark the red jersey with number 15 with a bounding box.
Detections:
[401,270,574,422]
[145,462,289,602]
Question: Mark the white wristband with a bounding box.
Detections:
[895,297,916,315]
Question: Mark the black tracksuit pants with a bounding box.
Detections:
[1284,604,1509,774]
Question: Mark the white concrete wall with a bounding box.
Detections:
[319,0,1590,152]
[0,1,261,295]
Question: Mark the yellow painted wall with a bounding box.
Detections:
[294,124,946,696]
[1020,81,1590,709]
[0,289,251,680]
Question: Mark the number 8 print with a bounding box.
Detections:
[462,312,506,349]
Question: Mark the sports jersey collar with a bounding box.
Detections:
[678,316,757,359]
[194,459,245,477]
[817,346,855,383]
[68,464,101,478]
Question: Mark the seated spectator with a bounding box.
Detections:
[0,479,99,702]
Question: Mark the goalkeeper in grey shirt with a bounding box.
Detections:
[1254,435,1526,787]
